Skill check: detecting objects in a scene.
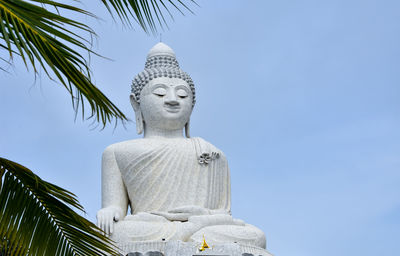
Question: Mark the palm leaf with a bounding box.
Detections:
[0,0,127,127]
[101,0,197,34]
[0,157,120,256]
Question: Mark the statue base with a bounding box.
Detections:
[117,241,273,256]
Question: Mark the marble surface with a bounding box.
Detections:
[119,241,273,256]
[96,43,268,251]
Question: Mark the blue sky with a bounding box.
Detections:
[1,1,400,255]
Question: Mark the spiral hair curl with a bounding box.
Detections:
[131,49,196,107]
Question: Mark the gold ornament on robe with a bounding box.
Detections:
[199,235,210,251]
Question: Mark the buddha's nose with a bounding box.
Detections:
[165,90,179,106]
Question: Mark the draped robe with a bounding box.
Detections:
[102,137,265,248]
[115,137,230,214]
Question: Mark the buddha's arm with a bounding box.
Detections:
[220,152,231,215]
[97,145,128,234]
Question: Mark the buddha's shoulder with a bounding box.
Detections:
[191,137,227,158]
[103,137,227,159]
[102,139,154,156]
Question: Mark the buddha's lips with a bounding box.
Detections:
[164,105,180,113]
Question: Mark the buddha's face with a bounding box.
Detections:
[138,77,193,131]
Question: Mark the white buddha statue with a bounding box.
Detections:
[97,43,266,250]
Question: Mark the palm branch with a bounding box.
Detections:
[0,157,119,256]
[1,0,196,127]
[101,0,197,34]
[0,0,129,127]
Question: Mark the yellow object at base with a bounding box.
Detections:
[199,236,210,251]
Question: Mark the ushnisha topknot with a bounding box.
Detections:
[131,43,196,107]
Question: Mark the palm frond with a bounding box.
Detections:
[0,42,13,72]
[101,0,197,34]
[0,0,127,127]
[0,157,119,256]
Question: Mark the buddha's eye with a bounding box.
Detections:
[176,88,188,98]
[152,87,166,97]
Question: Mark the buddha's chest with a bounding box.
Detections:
[118,143,217,211]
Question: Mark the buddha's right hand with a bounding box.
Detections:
[96,206,123,235]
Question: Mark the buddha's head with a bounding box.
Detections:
[130,43,195,137]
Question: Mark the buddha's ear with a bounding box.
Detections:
[130,93,144,134]
[185,119,191,138]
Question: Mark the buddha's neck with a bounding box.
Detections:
[143,126,184,139]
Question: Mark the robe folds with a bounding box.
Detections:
[114,137,231,214]
[103,137,266,248]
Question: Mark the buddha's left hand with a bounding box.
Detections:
[152,205,210,221]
